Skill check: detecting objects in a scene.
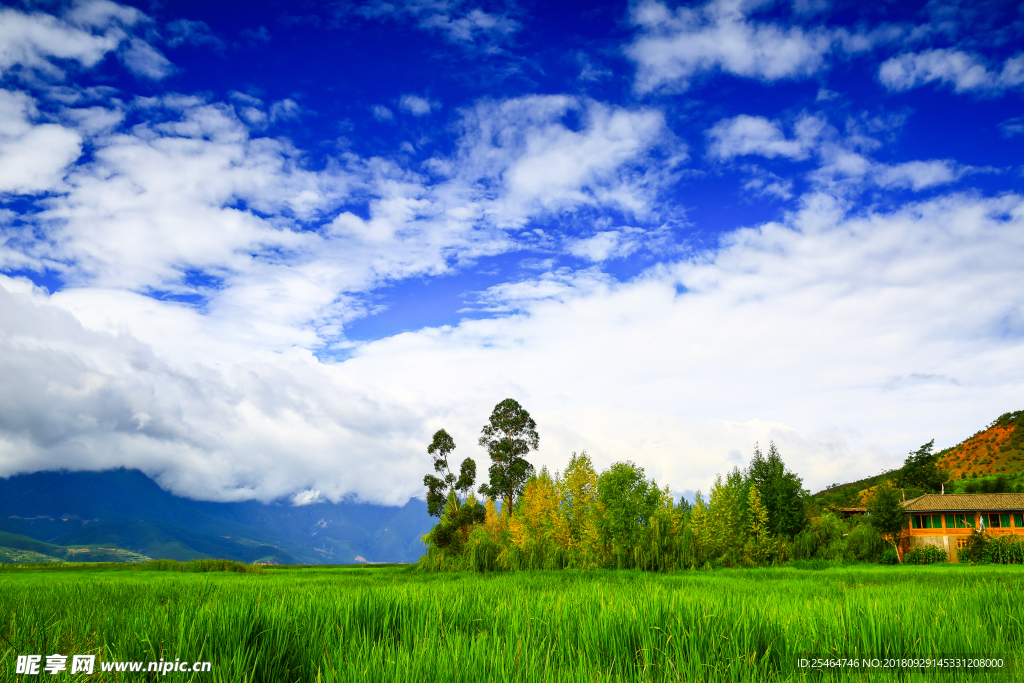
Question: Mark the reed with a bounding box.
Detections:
[1,564,1021,681]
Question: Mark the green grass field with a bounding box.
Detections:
[1,563,1022,682]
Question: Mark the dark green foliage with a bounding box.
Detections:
[867,481,906,556]
[634,515,699,572]
[424,429,480,519]
[477,398,539,509]
[791,513,846,561]
[903,545,946,565]
[845,520,885,562]
[984,535,1024,564]
[425,429,458,518]
[425,499,484,553]
[895,440,947,492]
[958,532,1024,564]
[879,549,899,565]
[422,429,485,554]
[596,461,662,563]
[993,410,1024,430]
[961,474,1017,494]
[747,442,807,537]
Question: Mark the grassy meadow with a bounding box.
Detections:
[1,563,1022,682]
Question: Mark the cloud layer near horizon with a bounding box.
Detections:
[3,188,1021,504]
[1,0,1022,506]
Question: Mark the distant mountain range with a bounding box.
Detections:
[0,469,432,564]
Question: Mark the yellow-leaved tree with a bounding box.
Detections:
[506,467,566,569]
[558,451,603,568]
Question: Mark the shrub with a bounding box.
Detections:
[957,530,989,564]
[903,545,947,565]
[960,533,1024,564]
[985,535,1024,564]
[135,559,263,574]
[791,513,847,561]
[846,522,885,563]
[879,549,899,565]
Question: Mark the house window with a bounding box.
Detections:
[956,538,968,549]
[989,514,1001,528]
[1001,514,1011,528]
[945,514,955,529]
[912,515,922,529]
[1014,514,1023,528]
[953,514,975,529]
[931,514,942,528]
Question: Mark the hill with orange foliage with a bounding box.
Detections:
[935,411,1024,481]
[812,410,1024,509]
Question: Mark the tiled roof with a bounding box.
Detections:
[902,493,1024,511]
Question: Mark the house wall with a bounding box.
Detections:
[904,510,1024,562]
[907,534,952,561]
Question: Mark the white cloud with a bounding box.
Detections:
[419,7,518,44]
[399,94,435,116]
[64,0,144,29]
[1000,117,1024,138]
[0,90,82,194]
[355,1,519,48]
[3,190,1020,503]
[707,114,824,160]
[879,49,1024,93]
[569,230,642,262]
[165,18,224,50]
[452,96,680,224]
[269,98,300,122]
[0,93,674,355]
[706,112,968,194]
[372,105,394,122]
[0,1,152,80]
[874,160,963,191]
[627,0,833,92]
[120,38,174,79]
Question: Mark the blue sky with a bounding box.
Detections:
[0,0,1022,505]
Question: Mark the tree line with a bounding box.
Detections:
[421,398,902,571]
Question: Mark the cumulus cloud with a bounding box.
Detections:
[5,190,1019,502]
[353,0,518,49]
[165,19,224,50]
[706,112,969,194]
[0,90,82,194]
[0,4,127,78]
[451,95,680,223]
[707,114,824,160]
[879,49,1024,93]
[568,229,643,262]
[627,0,834,92]
[1000,117,1024,138]
[119,38,174,79]
[399,94,435,116]
[0,92,676,356]
[873,160,964,191]
[0,275,427,504]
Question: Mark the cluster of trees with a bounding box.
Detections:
[422,399,828,572]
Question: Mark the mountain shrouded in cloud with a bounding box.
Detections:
[0,0,1022,506]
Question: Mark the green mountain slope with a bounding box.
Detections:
[53,520,297,564]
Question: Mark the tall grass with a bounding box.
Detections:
[1,565,1022,681]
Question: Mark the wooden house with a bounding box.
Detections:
[902,493,1024,562]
